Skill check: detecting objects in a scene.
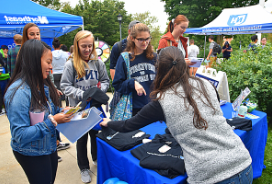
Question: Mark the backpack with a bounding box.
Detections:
[213,42,222,55]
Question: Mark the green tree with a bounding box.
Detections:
[32,0,62,10]
[132,11,161,49]
[59,0,131,48]
[161,0,259,28]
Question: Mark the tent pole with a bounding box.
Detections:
[204,35,207,58]
[81,16,84,30]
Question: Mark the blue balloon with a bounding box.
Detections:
[115,181,129,184]
[103,177,120,184]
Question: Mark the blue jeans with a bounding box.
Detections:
[216,164,253,184]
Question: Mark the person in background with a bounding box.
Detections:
[0,45,10,115]
[61,30,109,183]
[188,39,199,58]
[100,46,253,184]
[113,23,156,116]
[21,23,40,45]
[222,41,233,60]
[0,45,8,71]
[206,35,217,68]
[188,39,199,75]
[52,38,69,99]
[158,15,192,66]
[70,45,74,55]
[261,37,267,49]
[7,34,22,76]
[247,35,258,53]
[60,44,71,56]
[4,39,73,184]
[110,20,140,80]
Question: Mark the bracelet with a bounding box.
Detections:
[48,114,58,127]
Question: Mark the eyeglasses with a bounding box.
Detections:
[135,37,152,43]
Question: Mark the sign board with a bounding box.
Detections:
[195,66,230,102]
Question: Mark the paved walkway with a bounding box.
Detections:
[0,92,113,184]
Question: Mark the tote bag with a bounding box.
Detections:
[110,52,133,121]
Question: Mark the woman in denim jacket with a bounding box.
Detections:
[4,40,73,184]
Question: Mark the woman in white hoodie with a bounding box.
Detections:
[52,37,68,88]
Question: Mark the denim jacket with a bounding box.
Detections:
[4,79,60,156]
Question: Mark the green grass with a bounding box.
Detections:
[253,123,272,184]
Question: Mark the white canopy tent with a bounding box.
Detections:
[185,4,272,56]
[185,5,272,35]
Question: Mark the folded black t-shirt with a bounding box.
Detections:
[131,133,185,178]
[97,127,150,151]
[226,117,252,131]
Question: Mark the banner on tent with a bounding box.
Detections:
[195,66,230,102]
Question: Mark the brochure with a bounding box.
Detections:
[189,58,203,68]
[232,87,251,111]
[57,107,103,143]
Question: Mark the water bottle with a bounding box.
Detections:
[238,103,247,118]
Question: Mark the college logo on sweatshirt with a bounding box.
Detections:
[75,69,98,90]
[130,63,156,83]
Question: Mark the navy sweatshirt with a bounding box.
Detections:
[112,52,156,109]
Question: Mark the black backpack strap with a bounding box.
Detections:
[118,40,122,54]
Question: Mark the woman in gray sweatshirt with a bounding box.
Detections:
[100,46,252,184]
[60,30,109,183]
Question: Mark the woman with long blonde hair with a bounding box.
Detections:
[60,30,109,183]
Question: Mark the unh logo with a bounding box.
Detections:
[227,14,247,26]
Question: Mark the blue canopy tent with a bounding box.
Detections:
[184,5,272,55]
[0,0,83,48]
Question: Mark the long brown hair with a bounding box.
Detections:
[151,46,215,130]
[167,15,189,33]
[125,23,154,61]
[21,23,40,46]
[72,30,97,79]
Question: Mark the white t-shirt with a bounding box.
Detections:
[188,45,199,58]
[178,40,186,57]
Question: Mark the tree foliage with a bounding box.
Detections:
[59,0,132,48]
[32,0,62,10]
[161,0,259,28]
[215,44,272,119]
[132,11,161,49]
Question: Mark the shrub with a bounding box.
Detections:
[214,43,272,120]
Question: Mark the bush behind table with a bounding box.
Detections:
[215,44,272,183]
[215,43,272,121]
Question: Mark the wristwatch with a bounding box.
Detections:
[48,114,58,127]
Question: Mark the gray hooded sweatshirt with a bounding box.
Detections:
[60,58,109,107]
[52,50,68,74]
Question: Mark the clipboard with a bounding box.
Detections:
[56,107,103,143]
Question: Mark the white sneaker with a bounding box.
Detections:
[80,169,91,183]
[93,160,97,166]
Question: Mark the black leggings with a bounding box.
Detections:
[13,150,58,184]
[77,129,98,170]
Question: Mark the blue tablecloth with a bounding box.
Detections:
[97,103,268,184]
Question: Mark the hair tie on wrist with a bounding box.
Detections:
[172,60,177,65]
